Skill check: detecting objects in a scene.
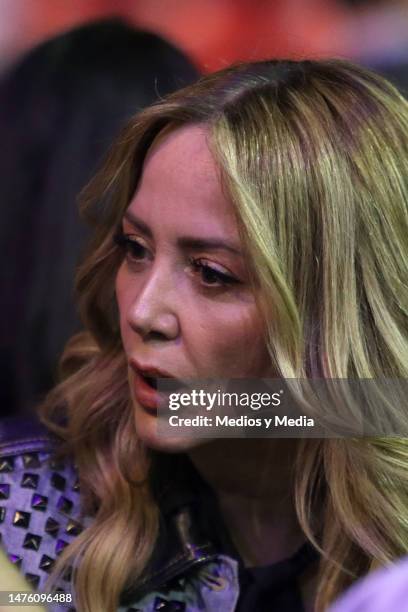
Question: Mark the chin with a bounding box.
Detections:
[133,401,210,453]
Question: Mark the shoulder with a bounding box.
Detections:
[0,416,90,596]
[0,414,54,457]
[330,557,408,612]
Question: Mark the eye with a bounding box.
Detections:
[114,232,150,262]
[190,258,240,288]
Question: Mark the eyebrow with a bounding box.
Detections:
[123,210,243,257]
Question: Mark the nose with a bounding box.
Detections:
[126,261,180,341]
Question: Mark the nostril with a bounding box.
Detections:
[148,330,168,342]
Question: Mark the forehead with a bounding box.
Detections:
[127,124,238,235]
[145,123,216,182]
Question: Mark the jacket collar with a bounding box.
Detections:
[119,452,320,606]
[119,453,221,605]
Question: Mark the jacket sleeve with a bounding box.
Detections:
[329,557,408,612]
[0,416,86,608]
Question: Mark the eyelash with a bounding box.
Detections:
[113,232,240,288]
[114,232,147,261]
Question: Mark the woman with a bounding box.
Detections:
[0,58,407,612]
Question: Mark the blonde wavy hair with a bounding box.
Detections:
[39,59,408,611]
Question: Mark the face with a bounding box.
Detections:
[115,124,271,451]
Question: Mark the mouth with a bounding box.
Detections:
[138,372,185,392]
[129,361,186,412]
[140,374,158,390]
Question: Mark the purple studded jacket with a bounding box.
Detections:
[0,416,319,612]
[0,416,243,612]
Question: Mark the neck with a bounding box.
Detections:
[188,438,305,566]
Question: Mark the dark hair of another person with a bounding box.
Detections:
[0,18,199,416]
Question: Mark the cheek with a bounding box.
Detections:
[190,303,269,376]
[115,264,126,310]
[115,266,132,345]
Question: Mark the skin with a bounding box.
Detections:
[115,123,271,451]
[115,124,315,608]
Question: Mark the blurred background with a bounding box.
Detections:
[1,0,408,419]
[1,0,408,77]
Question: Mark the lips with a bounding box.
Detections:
[129,360,185,412]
